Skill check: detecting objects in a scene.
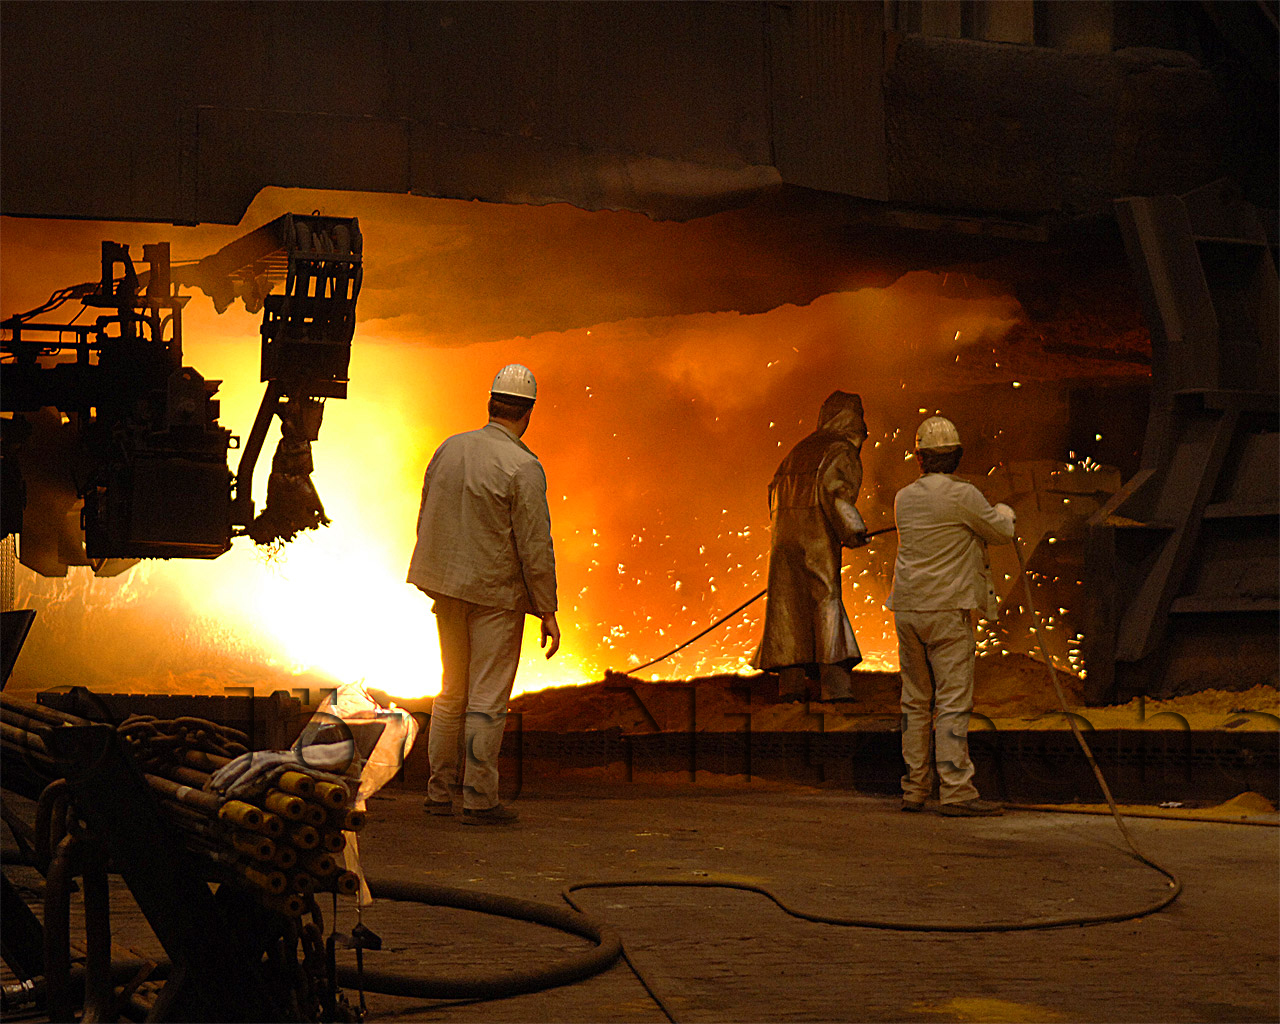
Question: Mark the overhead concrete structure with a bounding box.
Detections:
[2,2,1272,228]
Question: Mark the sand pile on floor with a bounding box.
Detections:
[509,655,1279,734]
[1013,790,1278,822]
[508,652,1073,732]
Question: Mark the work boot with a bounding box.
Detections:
[423,798,454,817]
[819,663,855,702]
[461,804,519,826]
[901,798,925,813]
[776,667,810,704]
[939,798,1004,817]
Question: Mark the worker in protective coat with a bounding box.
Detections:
[754,390,869,702]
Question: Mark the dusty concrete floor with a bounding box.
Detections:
[5,775,1276,1023]
[332,776,1279,1024]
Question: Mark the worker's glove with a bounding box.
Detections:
[994,502,1015,521]
[837,499,868,547]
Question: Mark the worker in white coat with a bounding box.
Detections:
[888,416,1014,817]
[407,364,559,825]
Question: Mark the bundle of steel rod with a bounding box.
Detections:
[120,714,365,916]
[0,697,364,917]
[0,694,90,778]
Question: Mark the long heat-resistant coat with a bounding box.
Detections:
[755,392,868,671]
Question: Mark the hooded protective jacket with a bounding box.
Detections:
[754,391,868,671]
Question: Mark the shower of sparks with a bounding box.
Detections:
[5,200,1132,702]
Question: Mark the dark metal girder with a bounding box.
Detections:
[42,724,288,1023]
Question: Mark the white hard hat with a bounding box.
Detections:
[490,363,537,401]
[915,415,961,452]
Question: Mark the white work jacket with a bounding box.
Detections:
[887,473,1014,617]
[406,422,557,615]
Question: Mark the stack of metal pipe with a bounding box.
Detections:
[0,696,365,919]
[118,715,366,916]
[0,693,78,778]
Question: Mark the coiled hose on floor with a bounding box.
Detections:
[333,877,622,1000]
[557,537,1187,1023]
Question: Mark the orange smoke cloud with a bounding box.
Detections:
[3,194,1026,700]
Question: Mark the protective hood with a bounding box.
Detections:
[817,391,867,441]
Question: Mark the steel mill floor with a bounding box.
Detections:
[13,775,1277,1023]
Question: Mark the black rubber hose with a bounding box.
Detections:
[564,865,1180,935]
[333,877,622,1000]
[1008,535,1185,905]
[564,860,1182,1024]
[1005,803,1278,827]
[561,531,1189,1022]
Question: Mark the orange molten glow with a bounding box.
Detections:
[4,200,1029,701]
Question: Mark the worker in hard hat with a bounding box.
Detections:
[888,416,1015,817]
[755,391,869,702]
[406,364,559,825]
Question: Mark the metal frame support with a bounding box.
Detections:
[43,724,285,1022]
[1084,181,1279,702]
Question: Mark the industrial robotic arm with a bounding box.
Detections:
[0,213,362,575]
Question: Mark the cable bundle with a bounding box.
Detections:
[120,715,366,916]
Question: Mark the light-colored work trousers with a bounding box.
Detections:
[426,596,524,810]
[895,608,980,805]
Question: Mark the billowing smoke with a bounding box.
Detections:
[3,189,1141,699]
